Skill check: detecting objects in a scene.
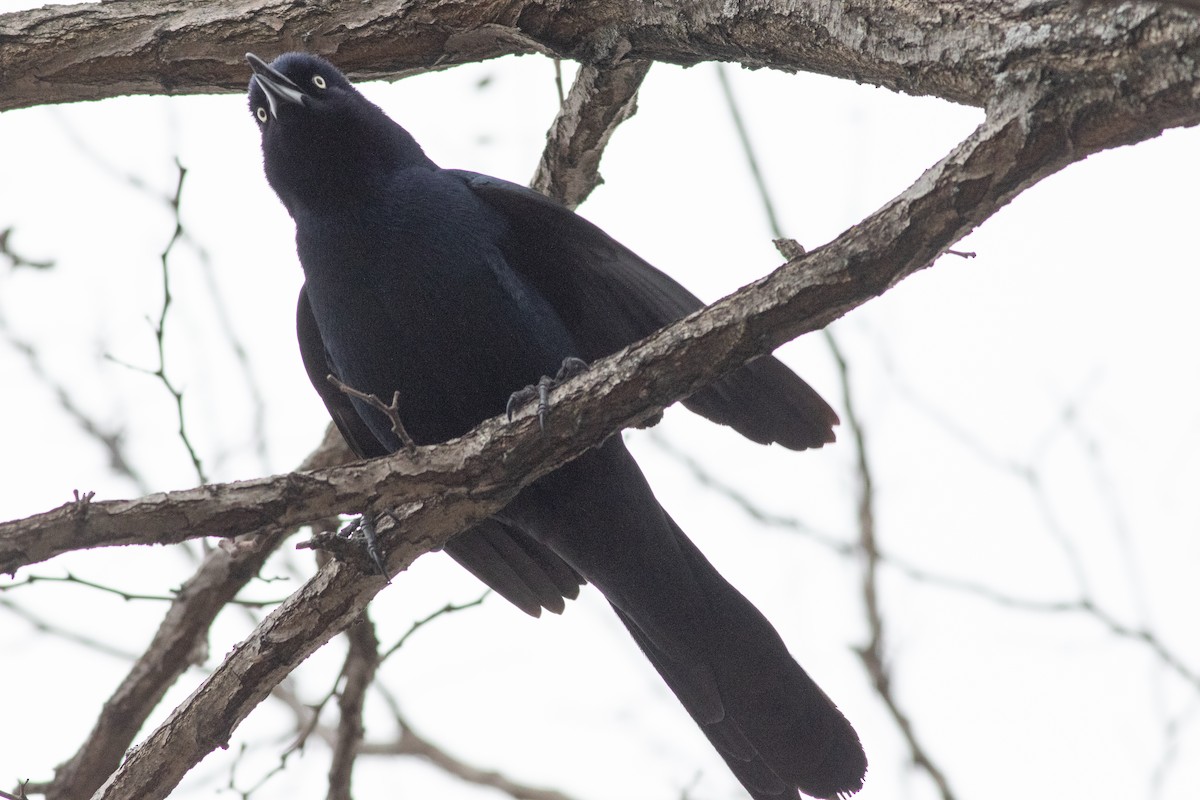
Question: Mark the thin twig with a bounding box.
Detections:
[105,159,207,483]
[553,58,565,107]
[644,430,850,554]
[379,594,489,662]
[0,227,53,270]
[155,159,206,483]
[0,571,285,608]
[370,684,579,800]
[56,114,271,469]
[326,374,416,451]
[0,596,140,661]
[0,781,30,800]
[0,317,149,493]
[195,240,273,472]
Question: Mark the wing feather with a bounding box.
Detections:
[454,172,838,450]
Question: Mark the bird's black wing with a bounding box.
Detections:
[297,286,583,616]
[296,285,390,461]
[451,171,839,450]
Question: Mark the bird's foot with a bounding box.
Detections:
[506,356,588,432]
[341,515,390,578]
[298,514,391,580]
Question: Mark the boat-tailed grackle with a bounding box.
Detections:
[248,51,866,799]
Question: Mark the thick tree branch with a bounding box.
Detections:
[530,59,652,209]
[1,0,1192,113]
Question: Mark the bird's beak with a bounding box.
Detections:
[247,53,307,118]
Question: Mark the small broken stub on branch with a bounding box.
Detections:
[772,238,806,261]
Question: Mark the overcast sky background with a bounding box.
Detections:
[1,6,1198,800]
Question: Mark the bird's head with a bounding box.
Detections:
[247,52,432,214]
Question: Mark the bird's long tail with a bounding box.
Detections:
[504,438,866,798]
[609,512,866,799]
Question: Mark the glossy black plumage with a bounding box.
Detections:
[250,52,866,798]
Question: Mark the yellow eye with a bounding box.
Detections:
[312,75,327,89]
[256,106,268,123]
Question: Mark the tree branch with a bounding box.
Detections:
[43,527,289,799]
[2,1,1192,113]
[326,614,378,800]
[42,436,352,800]
[530,59,652,209]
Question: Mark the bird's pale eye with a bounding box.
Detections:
[256,106,268,123]
[312,75,327,90]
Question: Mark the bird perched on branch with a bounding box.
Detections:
[248,51,866,799]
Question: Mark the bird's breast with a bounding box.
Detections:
[294,194,577,444]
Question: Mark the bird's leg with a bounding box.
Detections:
[360,516,390,578]
[506,356,588,431]
[333,514,391,579]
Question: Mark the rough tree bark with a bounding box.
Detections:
[0,1,1197,799]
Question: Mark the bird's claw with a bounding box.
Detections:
[337,514,390,579]
[506,357,588,432]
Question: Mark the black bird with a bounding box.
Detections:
[248,52,866,799]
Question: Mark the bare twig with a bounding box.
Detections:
[53,114,273,469]
[379,593,489,662]
[267,676,579,800]
[369,685,579,800]
[0,596,139,661]
[105,160,206,483]
[0,781,30,800]
[0,227,53,270]
[195,241,273,472]
[552,59,565,107]
[645,431,849,554]
[0,317,149,493]
[715,64,785,236]
[327,374,416,452]
[0,571,283,608]
[882,363,1196,680]
[154,159,205,483]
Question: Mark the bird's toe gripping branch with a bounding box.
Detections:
[505,356,589,432]
[298,513,391,580]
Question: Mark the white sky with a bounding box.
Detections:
[0,19,1197,800]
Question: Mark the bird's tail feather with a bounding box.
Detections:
[610,514,866,799]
